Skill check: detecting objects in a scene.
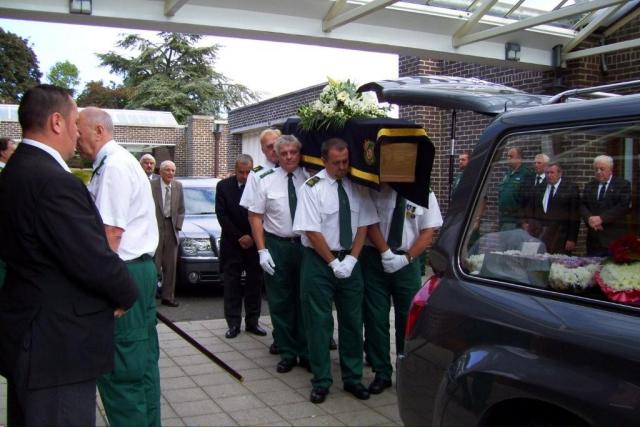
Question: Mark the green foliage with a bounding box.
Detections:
[77,80,131,108]
[297,78,388,132]
[0,28,41,103]
[70,168,92,185]
[97,32,259,122]
[47,60,80,94]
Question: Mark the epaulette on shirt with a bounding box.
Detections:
[306,176,321,187]
[259,169,275,179]
[252,165,264,173]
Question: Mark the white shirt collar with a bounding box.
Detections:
[550,178,562,188]
[92,140,117,170]
[21,138,70,172]
[0,161,6,168]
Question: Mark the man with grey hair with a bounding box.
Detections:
[248,135,310,373]
[140,153,159,180]
[151,160,185,307]
[216,154,266,339]
[77,106,161,426]
[580,155,631,256]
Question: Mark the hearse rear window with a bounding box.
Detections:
[462,122,640,305]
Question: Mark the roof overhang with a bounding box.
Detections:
[1,1,638,69]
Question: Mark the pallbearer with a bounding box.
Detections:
[363,184,442,394]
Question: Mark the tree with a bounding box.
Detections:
[77,80,131,109]
[97,32,259,123]
[0,28,41,103]
[47,60,80,94]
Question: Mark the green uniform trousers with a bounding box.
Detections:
[361,246,421,382]
[300,247,364,389]
[264,235,307,362]
[98,257,161,427]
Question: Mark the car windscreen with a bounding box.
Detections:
[183,187,216,215]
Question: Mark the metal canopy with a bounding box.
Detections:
[1,0,638,69]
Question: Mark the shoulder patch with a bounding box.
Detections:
[306,176,321,187]
[252,165,264,173]
[259,169,275,179]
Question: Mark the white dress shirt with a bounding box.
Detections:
[367,184,443,252]
[239,160,277,209]
[248,166,309,237]
[293,169,379,250]
[542,178,561,214]
[88,140,159,261]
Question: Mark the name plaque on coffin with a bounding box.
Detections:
[282,117,435,207]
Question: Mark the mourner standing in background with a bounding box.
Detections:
[140,153,159,181]
[499,147,532,230]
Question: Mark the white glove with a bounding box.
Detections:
[338,255,358,278]
[328,258,348,279]
[382,253,409,274]
[381,249,395,261]
[258,249,276,275]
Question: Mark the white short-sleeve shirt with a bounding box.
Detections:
[368,184,443,252]
[248,166,309,237]
[88,140,159,261]
[293,169,379,251]
[239,160,277,209]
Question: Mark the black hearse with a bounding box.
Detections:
[361,77,640,426]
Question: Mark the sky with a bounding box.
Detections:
[0,18,399,101]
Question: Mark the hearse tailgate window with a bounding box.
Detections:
[462,122,640,305]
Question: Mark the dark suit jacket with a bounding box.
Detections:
[580,176,631,254]
[527,179,580,254]
[0,143,138,389]
[215,176,253,267]
[151,178,185,242]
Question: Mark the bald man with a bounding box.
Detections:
[77,106,161,427]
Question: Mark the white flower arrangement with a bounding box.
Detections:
[297,78,389,132]
[599,262,640,292]
[466,254,485,274]
[549,262,601,291]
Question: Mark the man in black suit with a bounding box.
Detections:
[580,155,631,256]
[216,154,266,339]
[0,84,138,426]
[526,162,580,254]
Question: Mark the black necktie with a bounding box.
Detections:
[550,185,555,199]
[387,194,406,250]
[91,155,107,180]
[287,172,296,222]
[337,179,352,249]
[535,176,541,186]
[598,184,606,201]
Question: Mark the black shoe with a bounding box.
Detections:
[368,378,392,394]
[329,337,337,350]
[161,299,179,307]
[343,383,370,400]
[298,358,311,372]
[225,326,240,339]
[269,342,279,355]
[310,386,329,404]
[246,325,267,336]
[276,358,297,373]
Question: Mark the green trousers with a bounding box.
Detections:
[98,257,161,427]
[265,235,307,362]
[300,247,364,389]
[361,246,421,382]
[0,258,5,289]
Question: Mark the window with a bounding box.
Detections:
[184,187,216,215]
[462,121,639,303]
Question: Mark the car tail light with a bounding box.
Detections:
[405,275,441,338]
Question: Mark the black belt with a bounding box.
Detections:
[164,217,172,220]
[126,253,153,264]
[265,231,301,243]
[330,249,351,259]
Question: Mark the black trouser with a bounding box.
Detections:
[222,246,264,329]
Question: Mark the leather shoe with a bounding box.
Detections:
[276,358,297,373]
[246,325,267,336]
[343,383,370,400]
[298,358,311,372]
[161,299,179,307]
[310,386,329,404]
[368,378,392,394]
[269,342,279,355]
[329,337,337,350]
[225,326,240,339]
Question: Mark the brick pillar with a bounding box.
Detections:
[185,116,216,176]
